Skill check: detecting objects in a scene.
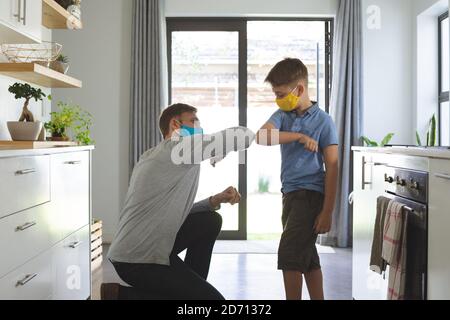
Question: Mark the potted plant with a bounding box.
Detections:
[361,133,395,147]
[7,83,46,141]
[416,114,437,147]
[50,54,70,74]
[44,101,94,145]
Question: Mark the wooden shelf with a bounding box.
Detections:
[42,0,83,30]
[0,63,82,88]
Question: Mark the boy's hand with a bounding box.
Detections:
[299,134,319,153]
[314,211,332,234]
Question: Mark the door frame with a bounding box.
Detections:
[166,17,334,240]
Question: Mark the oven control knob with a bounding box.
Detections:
[385,175,394,183]
[410,179,420,190]
[396,177,406,186]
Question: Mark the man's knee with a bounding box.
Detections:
[209,212,223,234]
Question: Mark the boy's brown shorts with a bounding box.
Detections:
[278,189,324,273]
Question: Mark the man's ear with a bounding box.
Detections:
[170,118,181,132]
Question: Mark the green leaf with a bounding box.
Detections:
[361,136,378,147]
[429,114,436,147]
[416,131,422,146]
[380,133,395,147]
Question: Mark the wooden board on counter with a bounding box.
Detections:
[0,141,79,149]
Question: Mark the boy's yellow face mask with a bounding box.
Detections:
[276,85,300,112]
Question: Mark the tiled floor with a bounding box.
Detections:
[92,243,352,300]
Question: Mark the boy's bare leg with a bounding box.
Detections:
[282,271,303,300]
[304,268,324,300]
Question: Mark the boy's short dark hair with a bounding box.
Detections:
[265,58,309,87]
[159,103,197,137]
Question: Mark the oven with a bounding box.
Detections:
[382,166,428,300]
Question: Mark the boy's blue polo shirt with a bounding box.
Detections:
[268,102,338,195]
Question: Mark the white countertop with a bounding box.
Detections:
[352,146,450,160]
[0,145,95,158]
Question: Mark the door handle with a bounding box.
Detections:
[362,156,372,190]
[64,161,82,165]
[15,221,36,232]
[13,0,21,22]
[435,173,450,181]
[69,241,83,249]
[16,273,37,287]
[21,0,26,25]
[15,168,36,175]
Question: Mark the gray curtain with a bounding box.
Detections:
[130,0,168,174]
[323,0,363,248]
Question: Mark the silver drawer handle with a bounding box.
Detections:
[435,173,450,181]
[15,221,36,232]
[64,161,82,165]
[16,273,37,287]
[69,241,83,249]
[15,168,36,175]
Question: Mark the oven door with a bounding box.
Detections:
[384,193,428,300]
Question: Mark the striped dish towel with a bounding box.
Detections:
[381,200,408,300]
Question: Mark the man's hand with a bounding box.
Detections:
[210,187,241,208]
[313,211,332,235]
[299,134,319,153]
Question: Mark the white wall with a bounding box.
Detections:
[165,0,338,17]
[362,0,414,145]
[53,0,132,242]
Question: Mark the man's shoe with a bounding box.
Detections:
[100,283,120,300]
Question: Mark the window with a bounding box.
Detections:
[439,12,449,146]
[167,18,333,239]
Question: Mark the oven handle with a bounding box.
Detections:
[435,173,450,181]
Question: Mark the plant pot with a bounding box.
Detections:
[47,135,70,142]
[7,121,43,141]
[50,61,69,74]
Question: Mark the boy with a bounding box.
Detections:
[257,58,339,300]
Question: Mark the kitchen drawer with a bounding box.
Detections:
[0,155,50,219]
[52,225,91,300]
[0,249,52,300]
[0,203,57,278]
[51,152,90,239]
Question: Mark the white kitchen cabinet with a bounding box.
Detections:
[428,159,450,300]
[0,0,42,43]
[0,147,93,300]
[0,155,50,219]
[51,151,90,240]
[0,203,56,278]
[52,225,90,300]
[0,249,52,300]
[352,151,389,300]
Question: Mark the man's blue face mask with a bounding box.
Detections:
[178,120,204,137]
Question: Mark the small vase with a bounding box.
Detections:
[67,4,81,20]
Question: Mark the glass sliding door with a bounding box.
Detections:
[167,19,248,239]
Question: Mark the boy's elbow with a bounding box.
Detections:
[256,130,271,146]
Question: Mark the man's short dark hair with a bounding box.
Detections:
[159,103,197,137]
[265,58,309,87]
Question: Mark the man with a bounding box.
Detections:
[102,103,255,300]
